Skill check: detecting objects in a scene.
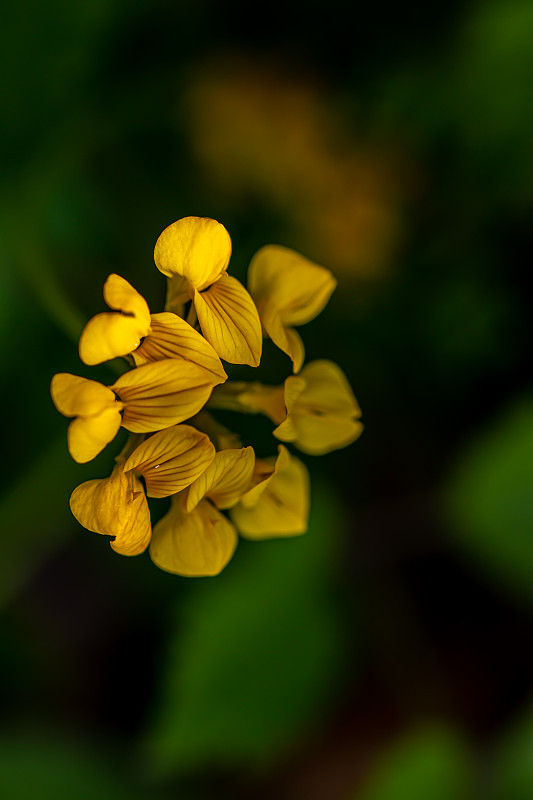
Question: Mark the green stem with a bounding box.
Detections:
[16,236,85,344]
[208,381,286,424]
[189,411,243,450]
[115,432,146,464]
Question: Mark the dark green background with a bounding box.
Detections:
[2,1,533,797]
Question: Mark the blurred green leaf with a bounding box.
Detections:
[457,0,533,147]
[0,731,132,800]
[445,399,533,603]
[356,726,473,800]
[488,697,533,799]
[144,481,346,776]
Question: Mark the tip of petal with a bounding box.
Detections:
[154,217,232,290]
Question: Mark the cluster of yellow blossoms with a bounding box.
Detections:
[51,217,362,577]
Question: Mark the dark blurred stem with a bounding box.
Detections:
[186,303,198,328]
[16,236,85,344]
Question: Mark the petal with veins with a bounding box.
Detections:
[123,424,215,498]
[194,275,262,366]
[150,497,237,577]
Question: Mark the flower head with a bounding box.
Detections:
[52,215,363,578]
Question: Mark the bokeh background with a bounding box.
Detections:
[2,1,533,797]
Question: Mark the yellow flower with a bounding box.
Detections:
[70,466,151,556]
[185,446,255,512]
[70,424,216,556]
[149,498,237,577]
[51,359,221,463]
[209,359,362,455]
[230,445,310,538]
[274,360,363,454]
[248,245,337,373]
[78,274,227,382]
[149,447,255,576]
[121,424,216,498]
[154,216,262,366]
[78,274,151,365]
[51,214,364,580]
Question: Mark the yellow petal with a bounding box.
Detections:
[78,274,151,365]
[238,445,291,508]
[79,315,148,366]
[270,375,306,441]
[285,329,305,374]
[260,306,306,373]
[248,244,337,327]
[150,498,237,576]
[193,275,262,366]
[154,216,232,290]
[164,274,191,315]
[112,359,218,433]
[103,274,151,321]
[274,360,363,455]
[67,407,122,463]
[123,424,215,498]
[133,312,227,383]
[231,447,309,538]
[70,467,151,556]
[186,446,255,511]
[50,373,116,418]
[248,245,335,372]
[51,374,122,462]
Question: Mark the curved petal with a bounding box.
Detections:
[260,306,305,373]
[70,467,151,556]
[272,374,306,440]
[79,313,151,365]
[112,359,218,433]
[103,274,151,320]
[186,446,255,511]
[133,312,227,383]
[50,373,116,418]
[194,275,262,366]
[231,449,309,538]
[123,424,216,498]
[150,498,237,577]
[78,274,152,365]
[284,328,305,374]
[248,244,337,326]
[238,445,291,508]
[154,216,231,290]
[67,407,122,463]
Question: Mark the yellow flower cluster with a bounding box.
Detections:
[51,216,362,577]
